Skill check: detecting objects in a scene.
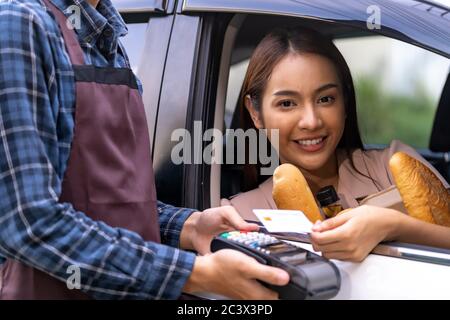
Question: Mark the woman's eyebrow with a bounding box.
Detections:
[272,90,300,97]
[273,83,338,97]
[315,83,338,94]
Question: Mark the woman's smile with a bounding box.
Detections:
[293,135,328,153]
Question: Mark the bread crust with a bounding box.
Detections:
[272,164,324,223]
[389,152,450,226]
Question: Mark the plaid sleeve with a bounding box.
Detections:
[0,1,195,300]
[158,201,197,247]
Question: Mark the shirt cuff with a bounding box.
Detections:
[158,201,198,248]
[142,245,196,299]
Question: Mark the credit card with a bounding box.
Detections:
[253,209,313,234]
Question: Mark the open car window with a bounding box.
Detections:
[214,14,450,261]
[221,24,450,184]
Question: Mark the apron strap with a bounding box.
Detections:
[42,0,85,65]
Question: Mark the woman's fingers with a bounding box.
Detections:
[312,211,353,232]
[310,225,351,245]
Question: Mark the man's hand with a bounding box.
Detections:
[310,205,398,262]
[180,206,259,254]
[183,249,290,300]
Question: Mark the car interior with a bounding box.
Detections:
[211,14,450,207]
[429,71,450,178]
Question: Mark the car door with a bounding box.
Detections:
[115,0,191,205]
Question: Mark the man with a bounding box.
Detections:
[0,0,289,299]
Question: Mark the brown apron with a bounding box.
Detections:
[0,0,160,299]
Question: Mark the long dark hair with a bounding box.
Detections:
[240,27,364,191]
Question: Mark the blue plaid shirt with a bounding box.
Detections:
[0,0,196,299]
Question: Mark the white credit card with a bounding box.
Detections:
[253,209,313,234]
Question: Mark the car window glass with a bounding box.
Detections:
[334,36,450,148]
[225,60,249,129]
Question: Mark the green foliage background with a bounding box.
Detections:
[354,75,436,148]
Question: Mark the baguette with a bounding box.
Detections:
[272,163,324,223]
[389,152,450,226]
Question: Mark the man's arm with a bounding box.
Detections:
[0,1,194,300]
[157,201,197,247]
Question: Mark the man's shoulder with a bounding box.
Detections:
[0,0,45,16]
[0,0,57,31]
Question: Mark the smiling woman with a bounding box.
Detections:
[228,27,364,198]
[245,52,346,192]
[221,27,450,262]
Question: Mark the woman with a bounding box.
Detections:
[221,27,450,262]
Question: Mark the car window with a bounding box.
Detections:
[225,36,450,149]
[225,60,249,129]
[334,36,450,149]
[219,30,450,257]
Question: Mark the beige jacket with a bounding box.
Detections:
[221,140,449,221]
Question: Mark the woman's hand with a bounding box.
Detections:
[310,205,400,262]
[180,206,259,254]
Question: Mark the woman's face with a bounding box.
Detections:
[247,53,346,173]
